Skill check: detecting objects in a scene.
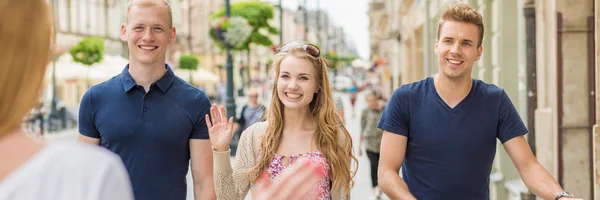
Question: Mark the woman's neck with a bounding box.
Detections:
[282,107,317,132]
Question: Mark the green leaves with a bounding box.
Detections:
[323,52,357,70]
[209,0,278,51]
[69,37,104,66]
[178,54,200,71]
[249,31,272,46]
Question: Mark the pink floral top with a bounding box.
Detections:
[266,151,331,200]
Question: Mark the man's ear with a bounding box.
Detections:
[121,24,127,42]
[475,45,483,61]
[169,26,177,44]
[434,39,439,54]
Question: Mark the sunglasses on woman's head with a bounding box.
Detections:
[277,42,321,57]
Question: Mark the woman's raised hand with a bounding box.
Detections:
[205,104,234,152]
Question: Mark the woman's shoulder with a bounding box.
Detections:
[43,142,125,171]
[241,121,268,137]
[239,121,269,154]
[3,142,127,189]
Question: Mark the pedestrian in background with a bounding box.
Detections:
[348,80,359,118]
[35,103,45,136]
[0,1,132,199]
[230,87,266,155]
[359,90,384,200]
[233,87,266,138]
[77,0,215,199]
[207,41,357,200]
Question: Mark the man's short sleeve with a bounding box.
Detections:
[190,92,212,139]
[377,87,410,137]
[497,91,528,143]
[78,87,100,138]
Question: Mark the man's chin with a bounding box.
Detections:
[133,58,158,66]
[443,71,466,79]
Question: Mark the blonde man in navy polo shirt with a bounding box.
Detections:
[377,3,579,200]
[77,0,215,199]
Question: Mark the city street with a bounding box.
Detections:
[9,0,598,198]
[341,91,390,200]
[43,91,389,199]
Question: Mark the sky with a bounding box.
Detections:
[266,0,371,60]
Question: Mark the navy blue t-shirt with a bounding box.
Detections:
[79,65,211,200]
[377,77,527,200]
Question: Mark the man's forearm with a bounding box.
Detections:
[520,163,564,200]
[379,169,416,200]
[194,180,216,200]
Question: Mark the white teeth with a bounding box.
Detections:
[140,46,156,50]
[448,59,462,65]
[286,93,302,98]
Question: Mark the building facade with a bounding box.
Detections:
[368,0,402,99]
[595,1,600,198]
[49,0,130,107]
[535,0,595,199]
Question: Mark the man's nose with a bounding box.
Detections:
[450,42,462,54]
[142,29,155,41]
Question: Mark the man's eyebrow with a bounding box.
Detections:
[441,37,475,44]
[132,23,166,27]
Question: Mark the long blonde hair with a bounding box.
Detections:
[248,44,357,195]
[0,0,53,135]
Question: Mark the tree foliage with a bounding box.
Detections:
[210,1,278,51]
[70,37,104,66]
[179,54,200,83]
[178,54,200,71]
[324,52,358,70]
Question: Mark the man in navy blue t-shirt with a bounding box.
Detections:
[377,3,578,200]
[77,1,215,199]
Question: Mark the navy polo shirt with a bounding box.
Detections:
[78,64,211,200]
[377,77,527,200]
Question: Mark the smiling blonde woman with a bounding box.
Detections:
[206,41,357,200]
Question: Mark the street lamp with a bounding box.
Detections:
[303,0,307,40]
[279,0,283,45]
[224,0,236,120]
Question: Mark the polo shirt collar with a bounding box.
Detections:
[155,65,175,93]
[120,65,136,92]
[120,64,175,93]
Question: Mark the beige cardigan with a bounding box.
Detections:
[212,121,350,200]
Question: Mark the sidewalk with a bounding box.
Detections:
[344,91,390,200]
